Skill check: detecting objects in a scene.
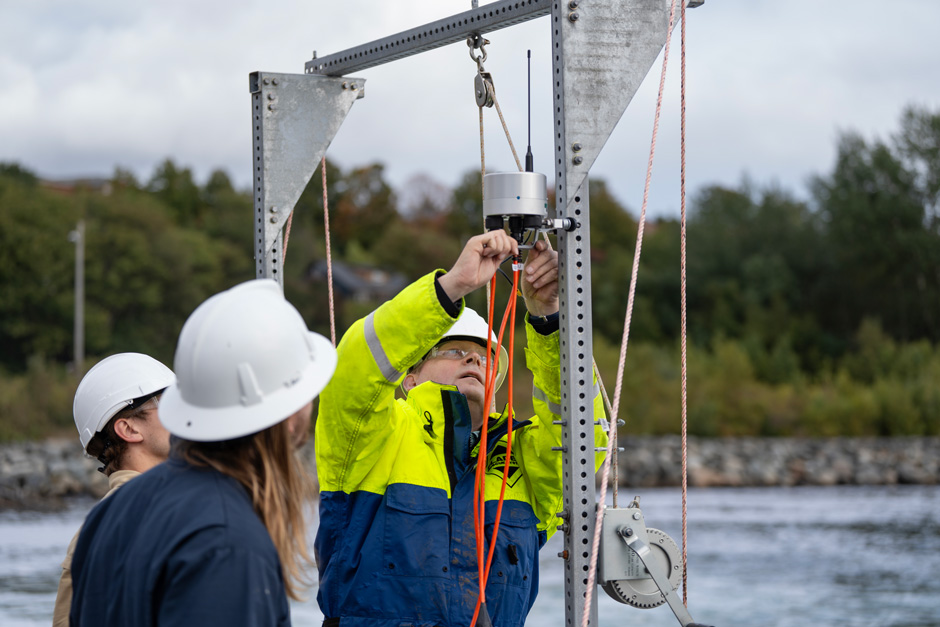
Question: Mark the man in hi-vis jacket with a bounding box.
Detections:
[315,229,608,627]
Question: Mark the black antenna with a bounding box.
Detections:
[525,49,534,172]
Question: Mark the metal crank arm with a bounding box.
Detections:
[618,528,712,627]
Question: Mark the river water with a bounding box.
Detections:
[1,485,938,626]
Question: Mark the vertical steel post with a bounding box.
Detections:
[250,83,284,282]
[552,2,598,625]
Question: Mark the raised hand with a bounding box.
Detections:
[520,238,559,317]
[438,231,519,302]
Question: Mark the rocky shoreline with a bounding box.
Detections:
[616,435,939,487]
[1,436,937,509]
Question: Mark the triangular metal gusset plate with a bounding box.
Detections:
[250,72,364,278]
[556,0,684,204]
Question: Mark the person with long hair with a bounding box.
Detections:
[69,279,336,626]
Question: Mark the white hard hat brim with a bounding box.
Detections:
[440,307,510,392]
[159,331,337,442]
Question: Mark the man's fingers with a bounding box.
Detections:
[527,260,559,289]
[479,230,518,259]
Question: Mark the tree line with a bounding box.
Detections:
[1,106,938,440]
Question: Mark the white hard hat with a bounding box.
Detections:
[440,307,510,392]
[73,353,176,452]
[159,279,337,442]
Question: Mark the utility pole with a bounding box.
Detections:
[68,220,85,376]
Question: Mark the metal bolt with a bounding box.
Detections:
[269,216,278,223]
[621,527,634,537]
[269,206,277,214]
[572,142,582,152]
[342,82,349,90]
[267,104,275,111]
[568,0,579,7]
[632,512,641,520]
[557,550,569,559]
[556,523,569,533]
[262,78,270,86]
[272,79,279,86]
[568,12,579,22]
[267,93,275,100]
[573,156,583,165]
[312,50,317,59]
[350,83,358,90]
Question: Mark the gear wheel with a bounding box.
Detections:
[600,527,683,609]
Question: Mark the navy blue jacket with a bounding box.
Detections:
[70,457,291,626]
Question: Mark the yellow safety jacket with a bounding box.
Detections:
[315,272,607,627]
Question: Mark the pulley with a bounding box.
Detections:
[468,35,495,108]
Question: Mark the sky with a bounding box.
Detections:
[2,0,940,220]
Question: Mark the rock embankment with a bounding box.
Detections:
[617,436,939,487]
[1,436,937,508]
[0,438,320,510]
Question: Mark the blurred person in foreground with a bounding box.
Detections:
[53,352,175,627]
[69,279,336,626]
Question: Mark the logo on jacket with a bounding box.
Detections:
[486,443,522,488]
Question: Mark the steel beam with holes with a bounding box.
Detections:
[303,0,552,76]
[251,3,702,627]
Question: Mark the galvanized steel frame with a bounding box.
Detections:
[251,2,697,626]
[304,0,551,76]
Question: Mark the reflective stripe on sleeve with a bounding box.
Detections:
[365,312,403,383]
[533,382,601,417]
[533,386,562,416]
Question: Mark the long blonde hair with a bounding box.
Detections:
[174,420,315,600]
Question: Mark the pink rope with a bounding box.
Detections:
[282,212,294,264]
[322,157,337,347]
[679,0,690,605]
[580,2,681,625]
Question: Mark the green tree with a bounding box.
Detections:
[331,163,398,253]
[812,109,940,344]
[147,158,204,226]
[0,171,78,369]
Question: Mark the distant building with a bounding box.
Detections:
[308,260,408,303]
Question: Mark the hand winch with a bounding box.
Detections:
[599,497,713,627]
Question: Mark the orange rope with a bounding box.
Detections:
[471,267,520,626]
[472,275,499,608]
[482,268,518,583]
